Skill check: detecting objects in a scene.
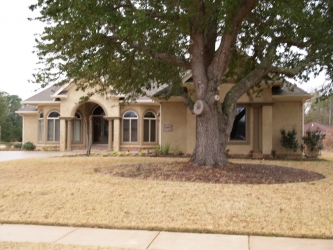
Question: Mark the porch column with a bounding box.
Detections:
[113,118,120,151]
[262,105,273,155]
[66,119,73,151]
[60,119,66,151]
[253,107,261,153]
[103,117,114,151]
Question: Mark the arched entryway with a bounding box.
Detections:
[92,106,109,144]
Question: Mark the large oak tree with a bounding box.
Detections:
[30,0,333,166]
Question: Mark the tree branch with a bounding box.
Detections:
[270,63,316,78]
[224,42,278,114]
[134,44,191,69]
[209,0,257,85]
[275,37,313,49]
[105,35,190,69]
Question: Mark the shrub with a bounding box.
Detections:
[153,145,161,156]
[302,128,325,158]
[138,150,146,156]
[280,128,299,155]
[22,142,35,151]
[173,145,180,156]
[13,143,22,149]
[161,143,171,155]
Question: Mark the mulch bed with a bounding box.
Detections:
[95,161,325,184]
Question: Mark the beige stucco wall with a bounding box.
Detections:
[186,108,196,154]
[59,85,120,117]
[272,101,303,154]
[22,114,38,145]
[219,84,273,103]
[160,101,188,154]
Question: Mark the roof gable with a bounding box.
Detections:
[24,85,62,102]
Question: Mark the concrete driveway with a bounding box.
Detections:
[0,151,73,162]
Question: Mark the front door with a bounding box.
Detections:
[93,117,108,144]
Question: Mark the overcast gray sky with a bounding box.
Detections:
[0,0,327,101]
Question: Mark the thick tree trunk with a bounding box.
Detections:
[191,98,234,167]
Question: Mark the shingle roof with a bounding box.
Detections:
[17,105,38,112]
[272,85,310,97]
[24,85,62,102]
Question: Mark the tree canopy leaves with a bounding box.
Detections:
[30,0,333,100]
[0,92,22,142]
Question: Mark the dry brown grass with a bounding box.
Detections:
[0,242,135,250]
[0,155,332,238]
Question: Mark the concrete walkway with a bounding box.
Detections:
[0,224,332,250]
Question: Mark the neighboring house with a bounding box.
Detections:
[304,122,333,151]
[16,73,311,156]
[304,122,333,134]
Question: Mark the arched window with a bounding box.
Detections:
[47,111,60,141]
[123,111,138,142]
[143,111,156,142]
[72,112,82,142]
[38,112,44,142]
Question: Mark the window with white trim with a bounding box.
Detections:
[72,112,82,142]
[143,112,156,142]
[38,112,44,142]
[123,111,138,142]
[47,111,60,141]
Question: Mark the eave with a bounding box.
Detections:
[21,101,61,105]
[15,111,38,115]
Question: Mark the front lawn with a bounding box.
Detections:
[0,155,332,238]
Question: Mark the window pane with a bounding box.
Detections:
[104,120,108,143]
[55,120,60,141]
[124,111,137,118]
[144,112,155,118]
[150,120,156,142]
[74,120,81,142]
[47,120,54,141]
[143,120,149,142]
[123,120,129,142]
[92,106,105,115]
[131,120,138,142]
[48,112,60,118]
[230,107,246,140]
